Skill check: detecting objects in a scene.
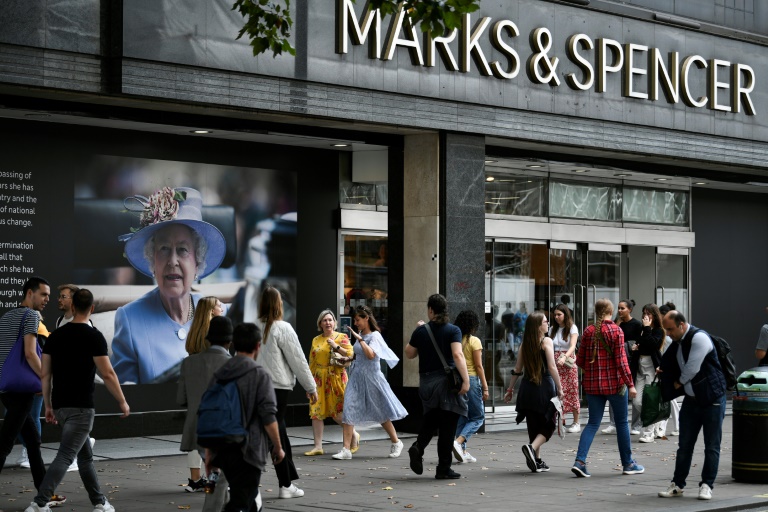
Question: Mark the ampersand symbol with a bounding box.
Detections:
[527,27,560,86]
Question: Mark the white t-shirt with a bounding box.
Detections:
[552,324,579,351]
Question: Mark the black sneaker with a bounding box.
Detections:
[522,444,540,473]
[536,459,550,472]
[435,468,461,479]
[408,444,423,475]
[184,478,207,492]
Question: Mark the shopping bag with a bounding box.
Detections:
[641,377,671,427]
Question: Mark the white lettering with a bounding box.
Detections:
[623,43,648,99]
[489,20,520,80]
[731,63,756,115]
[460,14,492,75]
[650,49,679,103]
[383,5,423,65]
[565,34,594,91]
[336,0,381,59]
[425,29,459,70]
[708,59,731,112]
[597,38,623,93]
[681,55,708,108]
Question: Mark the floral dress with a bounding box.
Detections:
[308,332,352,420]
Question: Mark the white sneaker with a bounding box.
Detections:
[332,448,352,460]
[630,428,641,435]
[698,483,712,500]
[17,447,30,468]
[67,460,79,472]
[638,433,655,443]
[452,440,467,462]
[24,503,51,512]
[389,440,404,458]
[278,484,304,499]
[565,423,581,433]
[462,451,477,463]
[254,492,263,512]
[658,482,684,498]
[93,500,115,512]
[670,430,679,436]
[601,425,617,434]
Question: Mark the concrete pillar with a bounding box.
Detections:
[401,133,441,387]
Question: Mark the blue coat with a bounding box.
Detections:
[111,288,201,384]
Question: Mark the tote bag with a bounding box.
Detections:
[0,310,42,393]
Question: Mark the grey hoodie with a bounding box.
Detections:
[212,355,278,471]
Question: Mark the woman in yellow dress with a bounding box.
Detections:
[304,309,359,456]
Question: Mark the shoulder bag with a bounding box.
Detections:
[0,309,42,393]
[328,333,352,368]
[424,323,463,392]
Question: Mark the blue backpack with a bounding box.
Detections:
[196,379,248,448]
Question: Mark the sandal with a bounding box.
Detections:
[303,447,324,456]
[350,431,361,454]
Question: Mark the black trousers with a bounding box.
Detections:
[212,445,262,512]
[0,392,46,489]
[414,408,460,472]
[273,389,298,487]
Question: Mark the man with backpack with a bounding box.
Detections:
[202,323,283,512]
[658,311,726,502]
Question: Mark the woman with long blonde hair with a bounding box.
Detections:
[184,296,224,355]
[504,311,563,473]
[571,298,643,478]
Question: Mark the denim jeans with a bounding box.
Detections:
[18,393,43,446]
[0,392,46,489]
[455,376,485,449]
[672,395,725,489]
[576,392,634,467]
[34,408,106,507]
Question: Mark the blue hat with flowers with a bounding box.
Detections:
[119,187,226,280]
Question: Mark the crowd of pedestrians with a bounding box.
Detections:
[0,277,739,511]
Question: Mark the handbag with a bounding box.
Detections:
[641,376,671,427]
[0,309,42,393]
[328,334,352,368]
[424,323,463,392]
[558,353,576,368]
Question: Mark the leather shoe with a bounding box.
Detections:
[408,444,423,475]
[435,468,461,479]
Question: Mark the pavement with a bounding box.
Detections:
[2,405,767,512]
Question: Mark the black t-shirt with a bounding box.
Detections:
[409,321,462,374]
[43,323,108,409]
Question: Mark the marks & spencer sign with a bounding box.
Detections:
[335,0,757,116]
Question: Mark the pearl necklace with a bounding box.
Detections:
[186,295,195,322]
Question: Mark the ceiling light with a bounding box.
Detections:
[693,182,707,185]
[331,143,351,147]
[654,178,669,181]
[190,130,212,134]
[486,176,495,182]
[527,164,544,168]
[746,181,768,187]
[614,173,631,177]
[572,169,589,173]
[485,159,497,164]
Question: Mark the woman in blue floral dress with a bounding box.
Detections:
[332,306,408,460]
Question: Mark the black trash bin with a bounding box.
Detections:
[732,368,768,482]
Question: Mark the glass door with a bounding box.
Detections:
[485,239,549,408]
[549,242,584,334]
[656,248,689,318]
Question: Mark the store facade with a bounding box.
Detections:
[1,0,767,433]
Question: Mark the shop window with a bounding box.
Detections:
[342,234,389,338]
[549,181,622,221]
[623,187,688,226]
[484,174,546,217]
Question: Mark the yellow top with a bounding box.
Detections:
[462,335,482,376]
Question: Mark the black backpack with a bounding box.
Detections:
[708,334,737,391]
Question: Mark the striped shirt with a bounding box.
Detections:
[576,319,634,395]
[0,307,39,385]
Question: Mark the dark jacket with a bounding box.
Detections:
[212,355,278,470]
[680,327,726,405]
[630,325,664,378]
